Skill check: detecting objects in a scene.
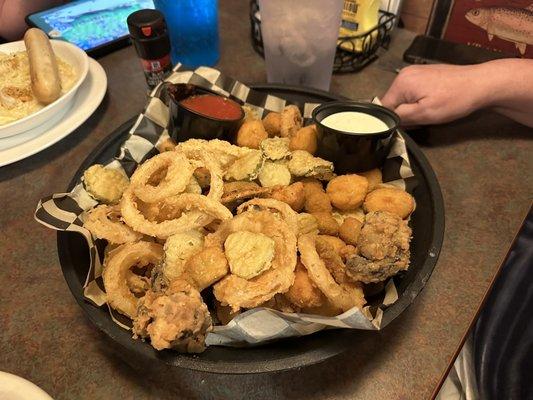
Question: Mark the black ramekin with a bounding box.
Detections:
[167,83,244,142]
[312,101,400,173]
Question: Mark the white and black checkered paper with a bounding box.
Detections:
[35,65,416,347]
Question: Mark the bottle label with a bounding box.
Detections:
[140,54,172,88]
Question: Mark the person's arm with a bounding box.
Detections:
[380,59,533,127]
[0,0,65,41]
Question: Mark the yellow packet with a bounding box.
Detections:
[338,0,380,53]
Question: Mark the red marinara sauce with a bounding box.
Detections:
[180,94,243,120]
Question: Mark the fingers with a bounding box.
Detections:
[380,79,405,110]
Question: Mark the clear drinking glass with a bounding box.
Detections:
[258,0,343,91]
[153,0,219,68]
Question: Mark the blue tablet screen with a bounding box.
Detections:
[28,0,154,51]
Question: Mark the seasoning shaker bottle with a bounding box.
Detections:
[127,9,172,89]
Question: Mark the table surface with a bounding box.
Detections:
[1,1,532,399]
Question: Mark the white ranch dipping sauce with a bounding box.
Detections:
[321,111,389,134]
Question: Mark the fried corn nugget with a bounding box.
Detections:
[339,217,362,246]
[311,211,340,235]
[280,105,303,138]
[363,187,415,219]
[301,177,324,195]
[183,246,229,291]
[236,119,268,149]
[326,174,369,211]
[270,182,305,212]
[285,261,325,308]
[262,112,282,137]
[317,235,346,256]
[304,190,332,213]
[83,164,129,204]
[224,231,276,279]
[260,137,290,160]
[289,124,318,155]
[258,161,292,187]
[297,213,319,236]
[359,168,382,191]
[288,150,334,180]
[332,208,365,225]
[225,150,264,181]
[163,230,205,281]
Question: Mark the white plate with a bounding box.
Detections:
[0,371,53,400]
[0,58,107,167]
[0,39,89,138]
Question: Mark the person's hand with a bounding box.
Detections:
[380,64,490,126]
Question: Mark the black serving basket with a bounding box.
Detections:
[249,0,397,73]
[57,85,444,374]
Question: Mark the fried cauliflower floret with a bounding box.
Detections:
[289,124,318,155]
[258,161,292,187]
[338,217,362,246]
[288,150,334,180]
[326,174,369,211]
[297,213,319,236]
[132,279,212,352]
[260,137,291,160]
[236,119,268,149]
[359,168,382,191]
[285,260,325,308]
[83,164,129,204]
[225,150,264,181]
[224,231,276,279]
[163,230,205,281]
[270,182,305,212]
[363,187,415,219]
[311,211,340,235]
[262,112,282,137]
[182,246,229,291]
[280,105,303,138]
[345,211,411,283]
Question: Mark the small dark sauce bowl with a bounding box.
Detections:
[167,83,244,142]
[312,102,400,173]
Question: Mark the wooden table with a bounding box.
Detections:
[1,1,532,399]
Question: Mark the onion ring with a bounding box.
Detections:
[237,198,299,235]
[175,138,253,169]
[102,241,164,318]
[130,152,194,203]
[83,204,142,244]
[298,234,365,312]
[210,211,297,311]
[121,190,232,239]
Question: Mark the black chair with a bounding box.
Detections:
[474,206,533,400]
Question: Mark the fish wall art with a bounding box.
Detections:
[443,1,533,57]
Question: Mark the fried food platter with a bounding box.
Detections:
[56,85,444,373]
